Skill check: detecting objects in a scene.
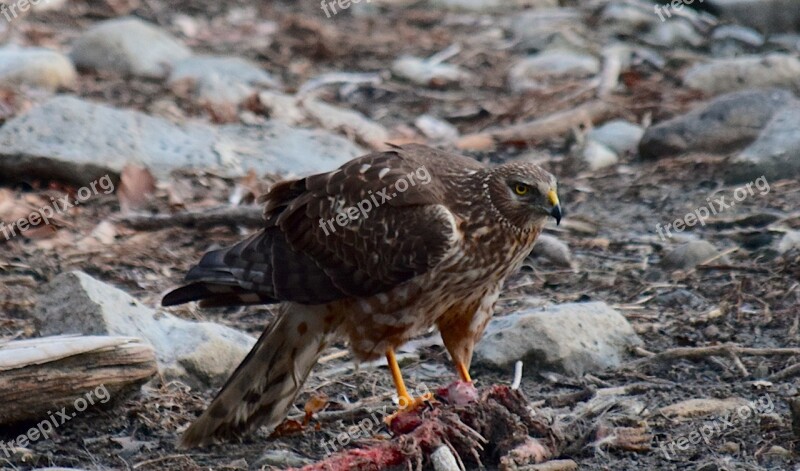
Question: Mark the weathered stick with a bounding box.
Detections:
[0,335,158,425]
[116,206,263,230]
[767,362,800,382]
[625,344,800,370]
[456,100,620,151]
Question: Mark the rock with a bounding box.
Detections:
[703,324,721,338]
[639,88,797,160]
[684,54,800,96]
[643,20,705,48]
[168,55,280,107]
[768,33,800,52]
[70,17,191,78]
[589,120,644,155]
[257,90,307,126]
[33,271,256,388]
[761,412,785,429]
[659,397,750,418]
[653,289,707,310]
[392,55,471,87]
[510,8,588,52]
[706,0,800,34]
[30,0,68,11]
[727,106,800,183]
[778,231,800,253]
[414,114,459,142]
[712,26,765,47]
[719,441,740,454]
[255,449,313,469]
[0,47,76,90]
[508,50,598,92]
[660,241,724,270]
[599,2,656,37]
[255,91,389,149]
[711,25,765,57]
[763,445,792,466]
[528,234,573,268]
[0,95,363,184]
[581,140,619,170]
[301,98,390,149]
[474,302,642,377]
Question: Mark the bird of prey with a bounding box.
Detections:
[163,143,561,447]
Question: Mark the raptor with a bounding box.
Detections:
[163,144,562,447]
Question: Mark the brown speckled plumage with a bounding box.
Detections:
[163,143,560,447]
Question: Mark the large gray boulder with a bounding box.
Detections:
[474,302,642,377]
[706,0,800,34]
[70,17,191,78]
[0,95,363,184]
[33,271,256,388]
[683,54,800,96]
[726,106,800,182]
[639,88,797,160]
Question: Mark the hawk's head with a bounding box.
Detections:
[486,163,561,231]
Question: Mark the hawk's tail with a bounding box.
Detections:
[161,235,277,309]
[180,303,337,448]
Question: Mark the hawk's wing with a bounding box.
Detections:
[163,145,474,307]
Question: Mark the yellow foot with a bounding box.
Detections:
[384,392,437,435]
[398,392,435,412]
[384,392,435,426]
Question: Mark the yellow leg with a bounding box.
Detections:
[385,348,434,412]
[456,362,472,383]
[386,348,412,407]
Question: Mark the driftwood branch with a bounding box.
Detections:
[624,344,800,370]
[0,335,158,425]
[116,206,263,230]
[456,100,620,151]
[767,362,800,382]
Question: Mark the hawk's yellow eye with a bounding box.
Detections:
[514,184,529,196]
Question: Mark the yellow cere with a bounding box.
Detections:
[547,189,560,206]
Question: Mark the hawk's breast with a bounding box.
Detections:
[339,219,541,360]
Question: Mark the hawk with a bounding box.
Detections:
[163,144,561,447]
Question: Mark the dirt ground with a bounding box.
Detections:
[1,0,799,470]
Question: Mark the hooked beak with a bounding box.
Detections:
[547,189,562,226]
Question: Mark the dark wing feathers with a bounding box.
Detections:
[163,144,475,307]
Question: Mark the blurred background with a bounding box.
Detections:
[0,0,799,470]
